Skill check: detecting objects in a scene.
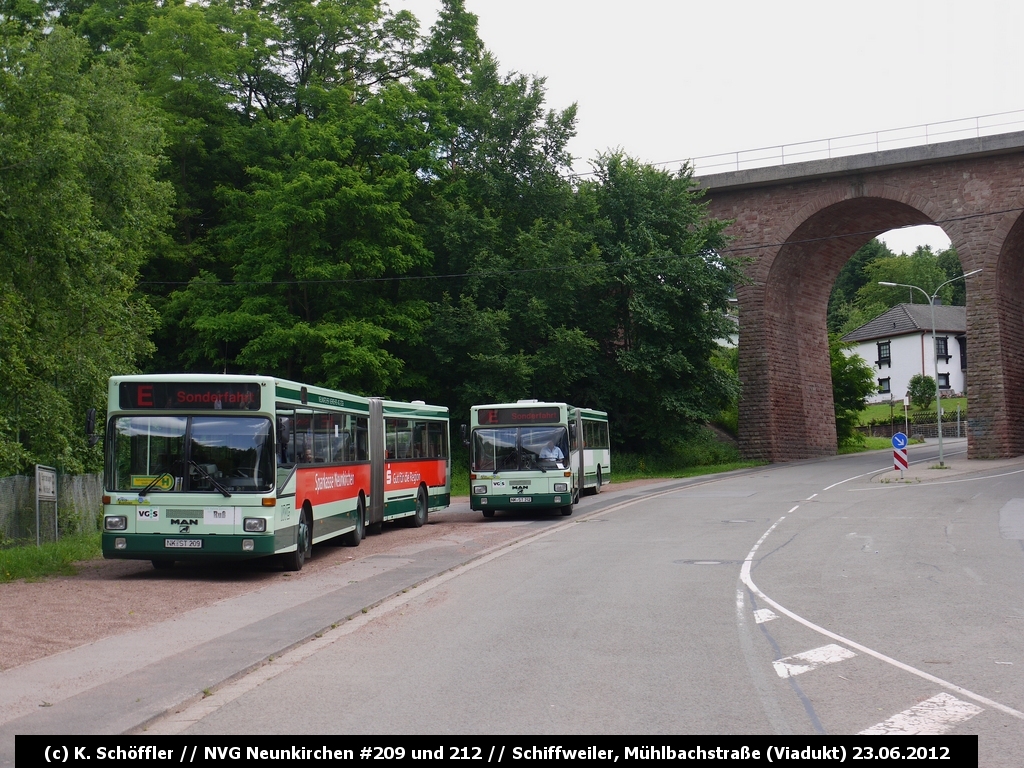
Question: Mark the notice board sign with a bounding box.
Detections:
[36,465,57,502]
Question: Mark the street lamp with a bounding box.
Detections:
[878,269,982,467]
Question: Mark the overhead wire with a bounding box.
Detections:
[136,205,1024,288]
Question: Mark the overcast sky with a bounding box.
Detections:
[392,0,1024,255]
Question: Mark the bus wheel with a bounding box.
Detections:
[595,468,603,494]
[409,487,428,528]
[482,509,495,518]
[341,499,364,546]
[151,559,174,570]
[281,508,312,571]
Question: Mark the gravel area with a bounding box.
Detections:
[0,480,662,672]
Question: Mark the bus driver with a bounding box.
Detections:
[540,440,564,462]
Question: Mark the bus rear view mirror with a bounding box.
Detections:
[460,424,469,446]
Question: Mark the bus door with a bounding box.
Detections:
[573,412,583,497]
[368,398,385,528]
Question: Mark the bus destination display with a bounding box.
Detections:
[119,382,261,410]
[478,407,560,425]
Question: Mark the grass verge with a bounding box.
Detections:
[0,532,101,583]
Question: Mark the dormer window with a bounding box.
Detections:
[876,341,891,369]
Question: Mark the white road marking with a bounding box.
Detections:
[773,644,855,678]
[753,608,777,624]
[859,693,983,735]
[741,506,1024,721]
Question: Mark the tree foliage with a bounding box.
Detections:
[830,336,876,447]
[0,24,171,474]
[907,373,936,411]
[1,0,745,466]
[829,241,965,336]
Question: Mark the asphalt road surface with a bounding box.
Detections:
[4,440,1023,764]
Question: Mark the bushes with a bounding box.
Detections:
[615,428,749,480]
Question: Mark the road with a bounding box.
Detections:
[4,440,1024,762]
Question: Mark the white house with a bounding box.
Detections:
[841,303,966,404]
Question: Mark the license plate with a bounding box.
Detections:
[509,496,532,503]
[164,538,203,549]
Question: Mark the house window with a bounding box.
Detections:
[957,336,967,371]
[876,341,891,369]
[878,378,891,394]
[938,373,951,390]
[935,336,951,362]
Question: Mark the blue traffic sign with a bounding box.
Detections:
[892,432,908,450]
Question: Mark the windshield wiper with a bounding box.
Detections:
[189,460,232,497]
[138,472,174,497]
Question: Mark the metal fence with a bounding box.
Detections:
[856,409,970,441]
[0,473,102,547]
[689,109,1024,176]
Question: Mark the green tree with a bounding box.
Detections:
[577,154,740,451]
[907,373,936,410]
[936,246,965,305]
[855,247,954,309]
[406,0,593,416]
[827,239,893,334]
[0,25,171,474]
[830,336,876,448]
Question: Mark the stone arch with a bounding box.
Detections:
[738,193,953,461]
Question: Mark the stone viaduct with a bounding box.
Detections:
[698,132,1024,462]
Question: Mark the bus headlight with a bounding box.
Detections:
[554,483,568,492]
[473,485,488,495]
[243,517,267,532]
[104,516,127,531]
[242,539,255,551]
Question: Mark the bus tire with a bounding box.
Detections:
[595,468,603,494]
[341,499,364,547]
[482,509,495,518]
[151,559,174,570]
[409,486,428,528]
[281,508,312,571]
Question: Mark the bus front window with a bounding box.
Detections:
[522,427,568,470]
[109,416,273,493]
[189,417,274,493]
[472,428,517,471]
[471,426,568,471]
[110,416,187,493]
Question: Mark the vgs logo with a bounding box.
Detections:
[136,508,159,519]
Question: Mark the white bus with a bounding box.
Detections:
[100,374,449,571]
[466,401,610,518]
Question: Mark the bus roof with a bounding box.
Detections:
[108,374,446,416]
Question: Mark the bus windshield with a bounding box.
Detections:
[109,415,274,493]
[472,426,568,472]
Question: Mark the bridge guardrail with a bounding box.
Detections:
[689,110,1024,176]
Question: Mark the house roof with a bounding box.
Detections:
[841,303,966,343]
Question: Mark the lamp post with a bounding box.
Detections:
[879,269,981,467]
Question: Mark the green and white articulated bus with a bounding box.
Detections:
[466,401,610,518]
[99,374,450,571]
